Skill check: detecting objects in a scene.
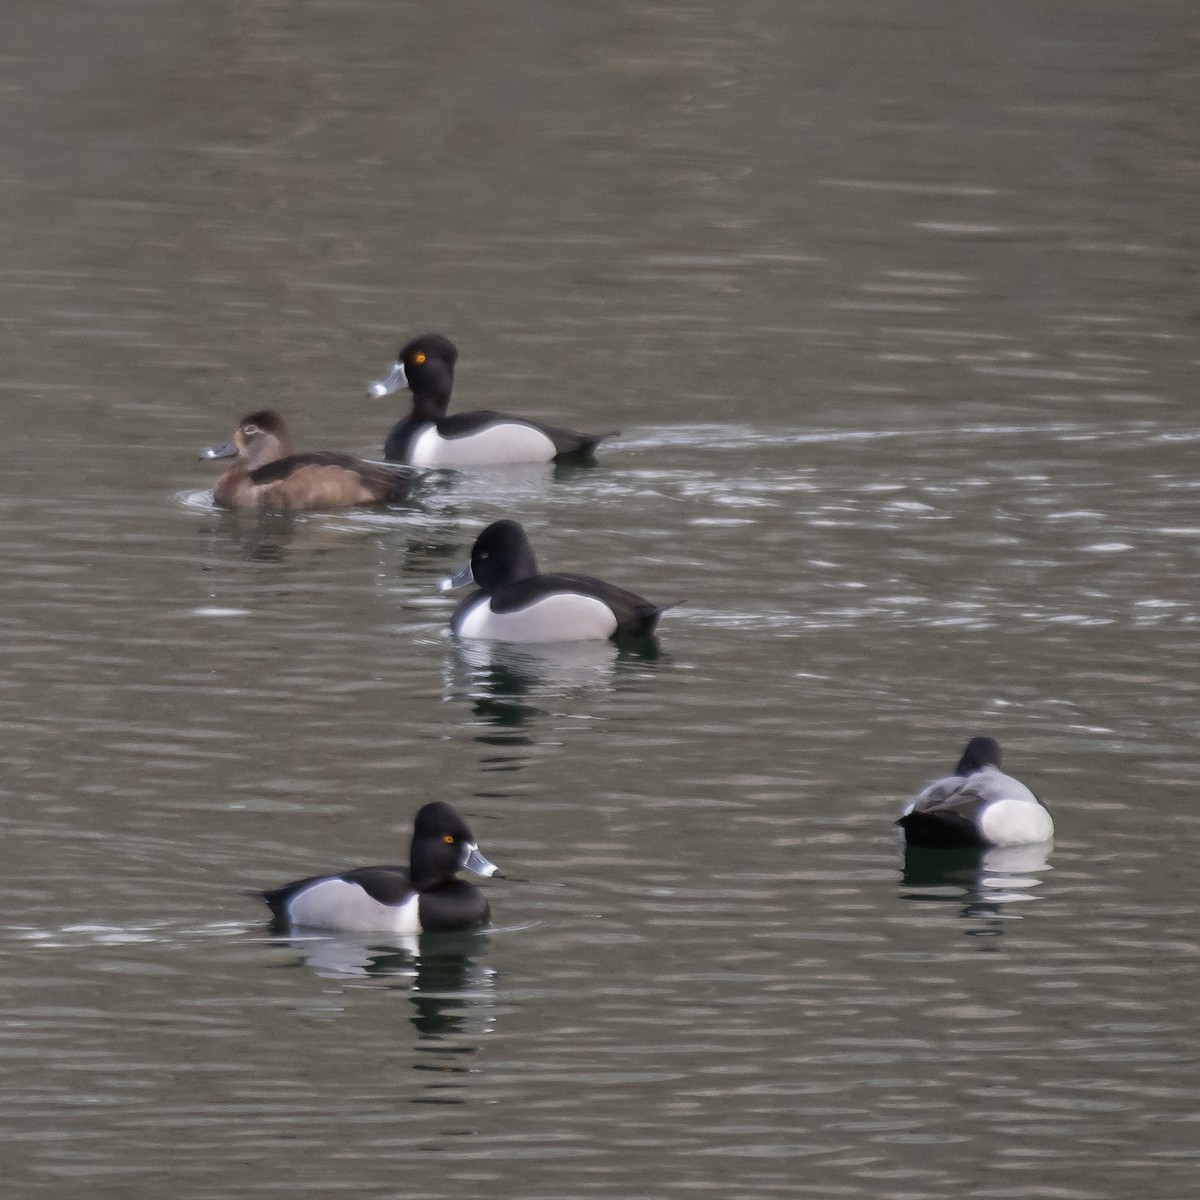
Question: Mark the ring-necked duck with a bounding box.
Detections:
[258,801,501,933]
[897,737,1054,848]
[441,519,673,642]
[201,409,411,510]
[368,333,615,466]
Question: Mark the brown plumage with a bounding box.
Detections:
[201,409,412,511]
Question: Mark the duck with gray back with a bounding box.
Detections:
[369,333,616,466]
[441,519,674,643]
[258,801,501,933]
[897,736,1054,848]
[201,409,412,510]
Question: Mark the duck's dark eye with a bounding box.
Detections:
[243,424,260,436]
[413,352,427,365]
[442,834,455,844]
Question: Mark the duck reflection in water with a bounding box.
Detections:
[899,841,1054,937]
[273,930,497,1097]
[200,508,299,563]
[199,506,400,566]
[443,636,664,745]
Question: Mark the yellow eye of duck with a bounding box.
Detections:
[413,352,427,365]
[442,834,455,844]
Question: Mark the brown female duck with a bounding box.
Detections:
[201,410,412,510]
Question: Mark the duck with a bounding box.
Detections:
[441,519,673,642]
[896,736,1054,848]
[258,801,501,933]
[201,409,412,510]
[368,333,616,466]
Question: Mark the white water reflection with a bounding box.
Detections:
[444,635,624,698]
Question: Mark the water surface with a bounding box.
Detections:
[1,1,1198,1197]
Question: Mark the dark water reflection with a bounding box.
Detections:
[272,930,497,1103]
[899,842,1055,938]
[2,0,1199,1197]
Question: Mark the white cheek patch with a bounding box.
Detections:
[979,799,1054,846]
[285,878,422,933]
[411,422,557,467]
[458,593,619,643]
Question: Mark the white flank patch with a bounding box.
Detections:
[285,879,422,933]
[979,799,1054,846]
[410,422,557,467]
[458,593,618,643]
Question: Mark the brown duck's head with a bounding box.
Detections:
[201,409,295,470]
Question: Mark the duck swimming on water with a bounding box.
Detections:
[201,409,411,510]
[897,737,1054,849]
[441,519,674,643]
[258,801,501,933]
[369,333,615,466]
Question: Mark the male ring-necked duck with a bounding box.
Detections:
[258,801,501,933]
[441,519,673,643]
[897,736,1054,848]
[201,409,411,510]
[368,333,615,466]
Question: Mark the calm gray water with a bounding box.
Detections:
[2,1,1198,1197]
